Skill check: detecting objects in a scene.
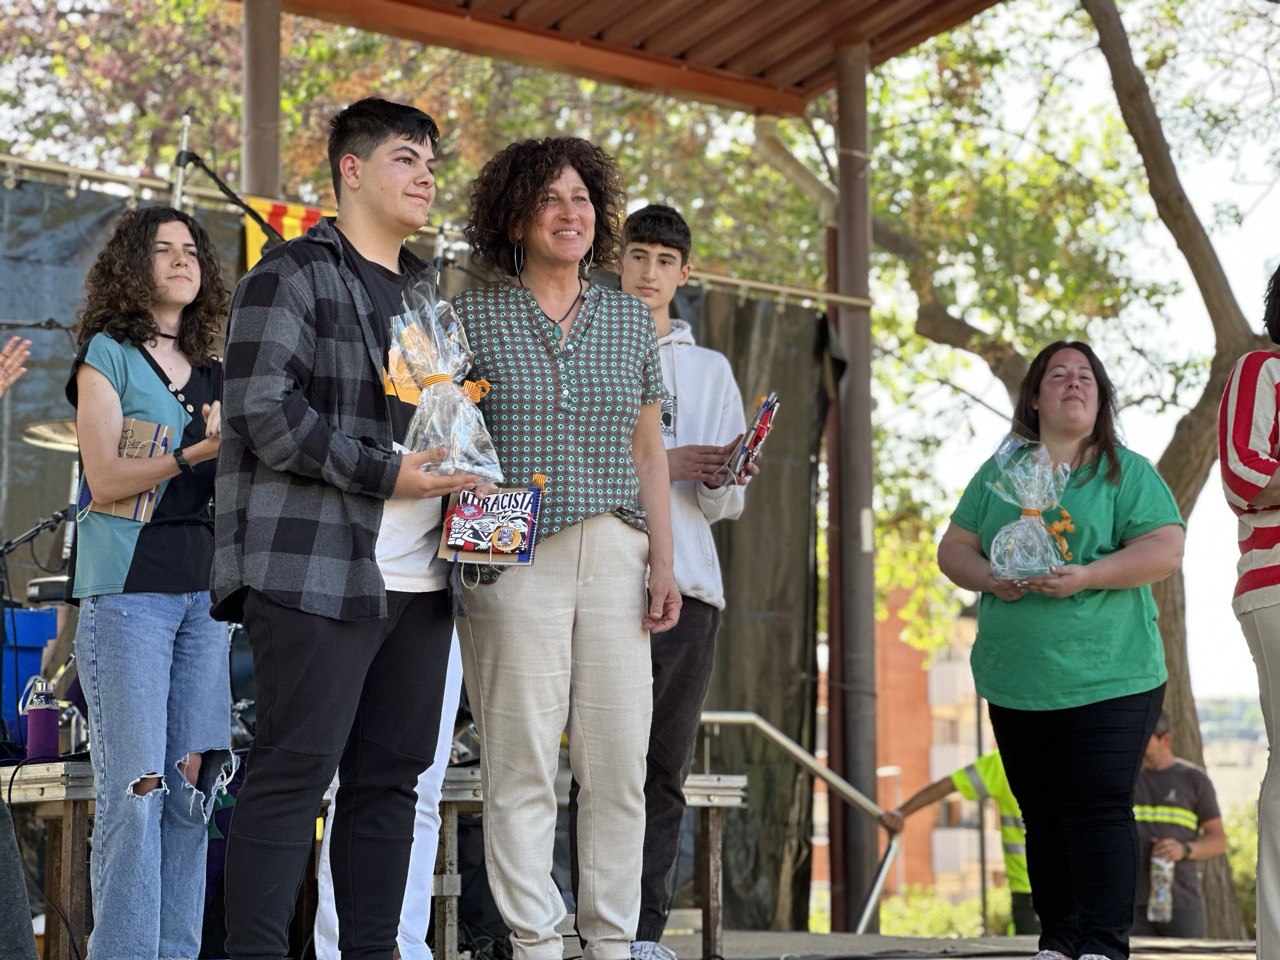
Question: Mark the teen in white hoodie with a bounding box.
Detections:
[606,204,756,960]
[655,316,747,605]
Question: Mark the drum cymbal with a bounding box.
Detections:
[22,419,78,453]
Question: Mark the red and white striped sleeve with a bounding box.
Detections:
[1220,351,1280,512]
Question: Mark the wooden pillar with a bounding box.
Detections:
[834,41,878,925]
[697,808,724,960]
[823,226,849,929]
[242,0,282,198]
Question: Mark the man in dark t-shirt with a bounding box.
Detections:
[219,98,480,960]
[1132,710,1226,938]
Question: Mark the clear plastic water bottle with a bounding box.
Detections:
[23,677,61,760]
[1147,854,1175,923]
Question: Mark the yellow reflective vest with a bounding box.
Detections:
[950,751,1029,894]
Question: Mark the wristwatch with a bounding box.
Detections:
[173,447,194,474]
[1181,840,1193,861]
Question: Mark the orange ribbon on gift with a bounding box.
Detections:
[419,373,491,403]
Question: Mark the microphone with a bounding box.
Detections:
[172,108,195,206]
[64,463,79,560]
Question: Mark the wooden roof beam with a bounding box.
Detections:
[844,0,928,41]
[643,0,756,58]
[722,0,863,76]
[283,0,810,114]
[867,0,1000,58]
[556,2,633,38]
[681,0,824,70]
[510,0,584,29]
[599,0,698,47]
[467,0,522,15]
[766,41,836,89]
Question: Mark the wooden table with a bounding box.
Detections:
[432,767,747,960]
[6,758,748,960]
[6,760,94,960]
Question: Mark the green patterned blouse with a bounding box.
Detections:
[453,281,667,550]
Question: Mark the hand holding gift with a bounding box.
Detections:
[984,431,1071,580]
[388,272,504,483]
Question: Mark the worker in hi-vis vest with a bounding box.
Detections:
[881,751,1038,935]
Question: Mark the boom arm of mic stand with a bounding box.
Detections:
[173,150,288,250]
[1,509,69,558]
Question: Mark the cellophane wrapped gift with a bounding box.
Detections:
[387,272,504,483]
[985,432,1070,580]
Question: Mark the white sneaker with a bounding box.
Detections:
[631,942,678,960]
[1032,952,1073,960]
[1076,956,1110,960]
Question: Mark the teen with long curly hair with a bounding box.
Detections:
[68,205,235,960]
[454,138,678,960]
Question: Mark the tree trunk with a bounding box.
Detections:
[1081,0,1258,938]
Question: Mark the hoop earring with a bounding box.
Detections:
[580,243,594,276]
[513,242,525,280]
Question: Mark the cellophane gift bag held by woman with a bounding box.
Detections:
[985,430,1071,580]
[388,270,504,482]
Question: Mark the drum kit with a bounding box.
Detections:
[14,419,257,751]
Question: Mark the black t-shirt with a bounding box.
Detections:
[66,338,221,594]
[1135,758,1222,912]
[336,228,419,440]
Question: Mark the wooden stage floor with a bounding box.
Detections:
[656,931,1256,959]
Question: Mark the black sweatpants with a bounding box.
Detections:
[224,588,452,960]
[568,596,721,942]
[990,683,1164,960]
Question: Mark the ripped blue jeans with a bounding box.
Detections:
[75,590,235,960]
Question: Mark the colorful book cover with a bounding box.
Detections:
[79,417,174,523]
[726,391,779,479]
[437,486,542,566]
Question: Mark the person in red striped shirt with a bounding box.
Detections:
[1218,260,1280,960]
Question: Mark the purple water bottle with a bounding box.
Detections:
[24,677,60,760]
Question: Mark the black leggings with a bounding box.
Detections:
[989,684,1164,960]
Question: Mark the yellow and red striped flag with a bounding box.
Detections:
[244,198,332,270]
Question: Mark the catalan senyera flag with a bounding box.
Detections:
[244,198,332,270]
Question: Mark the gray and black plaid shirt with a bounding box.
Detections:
[212,218,424,622]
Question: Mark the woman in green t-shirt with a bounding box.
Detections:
[938,341,1184,960]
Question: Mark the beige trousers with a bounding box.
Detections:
[459,514,653,960]
[1238,603,1280,960]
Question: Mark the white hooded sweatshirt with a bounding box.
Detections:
[658,318,747,609]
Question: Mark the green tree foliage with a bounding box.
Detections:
[880,885,1012,938]
[1225,805,1258,938]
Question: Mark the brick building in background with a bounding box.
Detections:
[874,590,935,890]
[875,599,1006,900]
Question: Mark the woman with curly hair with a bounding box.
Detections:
[68,205,235,960]
[454,138,679,960]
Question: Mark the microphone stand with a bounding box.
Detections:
[169,118,286,252]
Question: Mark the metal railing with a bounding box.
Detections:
[699,710,901,935]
